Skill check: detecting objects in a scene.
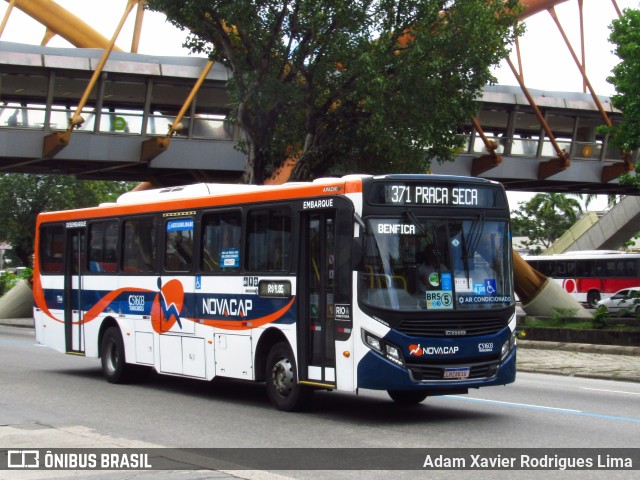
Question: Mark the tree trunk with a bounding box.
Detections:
[240,138,257,185]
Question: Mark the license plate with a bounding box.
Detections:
[443,367,470,379]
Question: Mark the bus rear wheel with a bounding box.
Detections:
[587,290,601,308]
[387,390,428,405]
[101,326,140,384]
[265,342,313,411]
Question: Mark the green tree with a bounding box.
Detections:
[581,193,618,210]
[0,174,133,267]
[605,8,640,189]
[511,193,583,254]
[146,0,522,183]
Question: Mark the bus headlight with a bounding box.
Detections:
[385,344,401,361]
[362,330,405,367]
[501,330,517,360]
[364,332,382,351]
[500,339,510,359]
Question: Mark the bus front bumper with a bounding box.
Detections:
[356,345,517,392]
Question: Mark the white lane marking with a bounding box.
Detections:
[579,387,640,396]
[441,395,640,423]
[444,395,582,413]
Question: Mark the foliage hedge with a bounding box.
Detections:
[0,268,32,297]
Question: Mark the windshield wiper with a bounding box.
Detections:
[403,210,427,237]
[461,212,486,279]
[354,212,366,233]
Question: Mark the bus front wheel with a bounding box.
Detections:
[387,390,428,405]
[587,290,601,308]
[265,342,313,411]
[101,327,138,384]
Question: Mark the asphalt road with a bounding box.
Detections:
[1,325,639,479]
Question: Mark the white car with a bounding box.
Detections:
[596,287,640,317]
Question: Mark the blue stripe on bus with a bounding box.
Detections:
[39,287,296,325]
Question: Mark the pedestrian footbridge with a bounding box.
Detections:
[545,195,640,253]
[0,41,638,195]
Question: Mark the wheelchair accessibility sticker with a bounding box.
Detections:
[473,279,496,295]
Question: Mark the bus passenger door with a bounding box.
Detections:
[64,227,85,354]
[299,212,337,387]
[159,216,195,336]
[157,216,199,377]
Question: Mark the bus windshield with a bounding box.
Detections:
[359,216,513,311]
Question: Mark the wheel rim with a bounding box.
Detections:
[271,357,294,398]
[105,338,118,374]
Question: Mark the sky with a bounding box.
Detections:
[1,0,638,212]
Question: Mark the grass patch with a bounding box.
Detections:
[519,316,640,332]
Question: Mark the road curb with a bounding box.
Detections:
[0,318,33,328]
[518,339,640,356]
[517,366,640,383]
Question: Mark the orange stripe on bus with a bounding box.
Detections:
[36,180,363,223]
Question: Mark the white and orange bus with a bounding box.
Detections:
[524,251,640,308]
[33,174,517,411]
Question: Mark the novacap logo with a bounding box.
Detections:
[151,278,184,333]
[409,343,459,356]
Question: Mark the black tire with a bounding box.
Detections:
[265,342,313,411]
[387,390,428,405]
[101,326,138,384]
[587,290,601,308]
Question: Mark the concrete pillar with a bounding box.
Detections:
[513,250,591,318]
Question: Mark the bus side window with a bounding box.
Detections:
[39,225,64,274]
[576,260,590,277]
[164,219,194,272]
[200,211,242,273]
[88,221,119,273]
[604,260,616,277]
[121,218,156,273]
[537,261,553,277]
[246,207,291,272]
[625,260,637,277]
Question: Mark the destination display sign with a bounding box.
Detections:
[369,183,505,208]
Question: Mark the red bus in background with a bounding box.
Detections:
[523,251,640,308]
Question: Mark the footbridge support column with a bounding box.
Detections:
[513,250,591,318]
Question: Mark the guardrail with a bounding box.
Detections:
[0,103,235,140]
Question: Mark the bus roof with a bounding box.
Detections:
[37,173,507,225]
[114,175,378,205]
[36,175,370,224]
